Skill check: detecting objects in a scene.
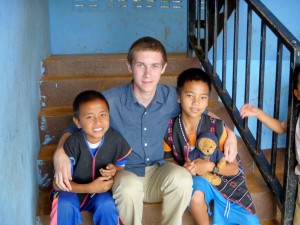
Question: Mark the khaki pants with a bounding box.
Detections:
[294,176,300,225]
[112,163,193,225]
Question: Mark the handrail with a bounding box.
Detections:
[187,0,300,224]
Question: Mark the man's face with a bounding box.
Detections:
[127,50,167,97]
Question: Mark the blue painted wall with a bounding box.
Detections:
[0,1,50,225]
[49,0,187,54]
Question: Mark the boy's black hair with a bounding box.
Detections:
[177,68,212,94]
[73,90,109,119]
[127,36,167,65]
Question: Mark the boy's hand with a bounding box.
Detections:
[90,176,113,193]
[240,103,260,119]
[183,158,196,175]
[193,158,214,176]
[100,163,117,178]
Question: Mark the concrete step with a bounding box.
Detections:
[42,53,201,77]
[39,73,187,108]
[39,106,73,146]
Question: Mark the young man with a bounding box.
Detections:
[53,36,238,225]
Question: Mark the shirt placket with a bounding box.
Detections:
[142,109,151,165]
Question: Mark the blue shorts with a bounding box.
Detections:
[192,176,260,225]
[50,191,119,225]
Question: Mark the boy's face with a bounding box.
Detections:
[73,99,109,144]
[127,50,167,97]
[178,80,209,119]
[294,73,300,100]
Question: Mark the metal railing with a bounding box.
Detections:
[187,0,300,224]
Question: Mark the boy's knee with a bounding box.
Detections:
[191,190,206,206]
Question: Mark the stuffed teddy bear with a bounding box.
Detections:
[189,132,227,186]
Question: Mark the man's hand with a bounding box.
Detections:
[53,146,72,191]
[207,111,238,163]
[223,127,238,163]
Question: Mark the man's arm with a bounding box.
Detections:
[223,126,238,162]
[53,132,72,191]
[53,120,81,191]
[207,111,238,163]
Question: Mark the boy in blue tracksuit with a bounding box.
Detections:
[50,90,132,225]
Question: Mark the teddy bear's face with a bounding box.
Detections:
[198,137,217,156]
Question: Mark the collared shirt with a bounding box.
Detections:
[102,81,180,176]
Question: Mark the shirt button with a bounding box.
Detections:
[144,143,148,147]
[146,158,150,161]
[144,127,147,131]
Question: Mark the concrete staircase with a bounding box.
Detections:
[36,53,281,225]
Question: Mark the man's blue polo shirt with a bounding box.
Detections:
[102,81,180,176]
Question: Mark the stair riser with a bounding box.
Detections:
[39,114,73,145]
[43,56,200,76]
[38,160,54,191]
[40,76,179,108]
[43,59,128,76]
[252,192,277,221]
